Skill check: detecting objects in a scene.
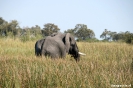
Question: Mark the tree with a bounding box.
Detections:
[100,29,109,40]
[0,17,8,36]
[124,31,133,44]
[42,23,60,37]
[7,20,20,36]
[0,17,4,25]
[30,25,42,37]
[74,24,95,40]
[113,32,125,41]
[65,24,95,40]
[64,29,76,36]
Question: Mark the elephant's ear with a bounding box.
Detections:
[65,33,71,53]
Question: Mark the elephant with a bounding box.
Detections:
[35,39,45,56]
[38,32,86,62]
[35,33,58,56]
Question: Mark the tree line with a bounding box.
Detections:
[0,17,133,44]
[100,29,133,44]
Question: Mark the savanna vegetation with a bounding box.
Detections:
[0,17,133,87]
[0,17,133,43]
[0,38,133,88]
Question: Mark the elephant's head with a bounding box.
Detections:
[65,33,81,62]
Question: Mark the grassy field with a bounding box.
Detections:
[0,38,133,88]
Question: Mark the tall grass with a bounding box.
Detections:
[0,38,132,88]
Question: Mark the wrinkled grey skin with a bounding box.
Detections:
[35,33,58,56]
[41,33,80,62]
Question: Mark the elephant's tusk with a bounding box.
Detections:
[78,52,86,55]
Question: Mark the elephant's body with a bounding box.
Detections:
[41,33,66,58]
[35,33,58,56]
[35,39,45,56]
[35,33,82,62]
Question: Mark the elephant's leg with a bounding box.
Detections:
[59,46,66,58]
[61,51,66,58]
[36,49,41,56]
[41,49,47,56]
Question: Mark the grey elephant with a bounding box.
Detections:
[35,39,45,56]
[35,33,86,62]
[35,33,58,56]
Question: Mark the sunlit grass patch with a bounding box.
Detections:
[0,38,132,88]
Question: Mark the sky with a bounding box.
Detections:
[0,0,133,39]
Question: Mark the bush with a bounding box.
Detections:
[124,33,133,44]
[77,38,99,42]
[20,34,43,42]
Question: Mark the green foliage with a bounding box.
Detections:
[100,29,133,44]
[42,23,60,37]
[77,38,99,42]
[64,29,76,36]
[20,34,43,42]
[65,24,95,40]
[1,17,133,44]
[124,32,133,44]
[85,38,99,42]
[0,17,8,36]
[100,29,111,41]
[20,35,30,42]
[0,17,43,39]
[0,17,4,25]
[30,25,42,36]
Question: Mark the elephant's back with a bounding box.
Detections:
[42,36,65,58]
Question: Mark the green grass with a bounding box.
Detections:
[0,38,133,88]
